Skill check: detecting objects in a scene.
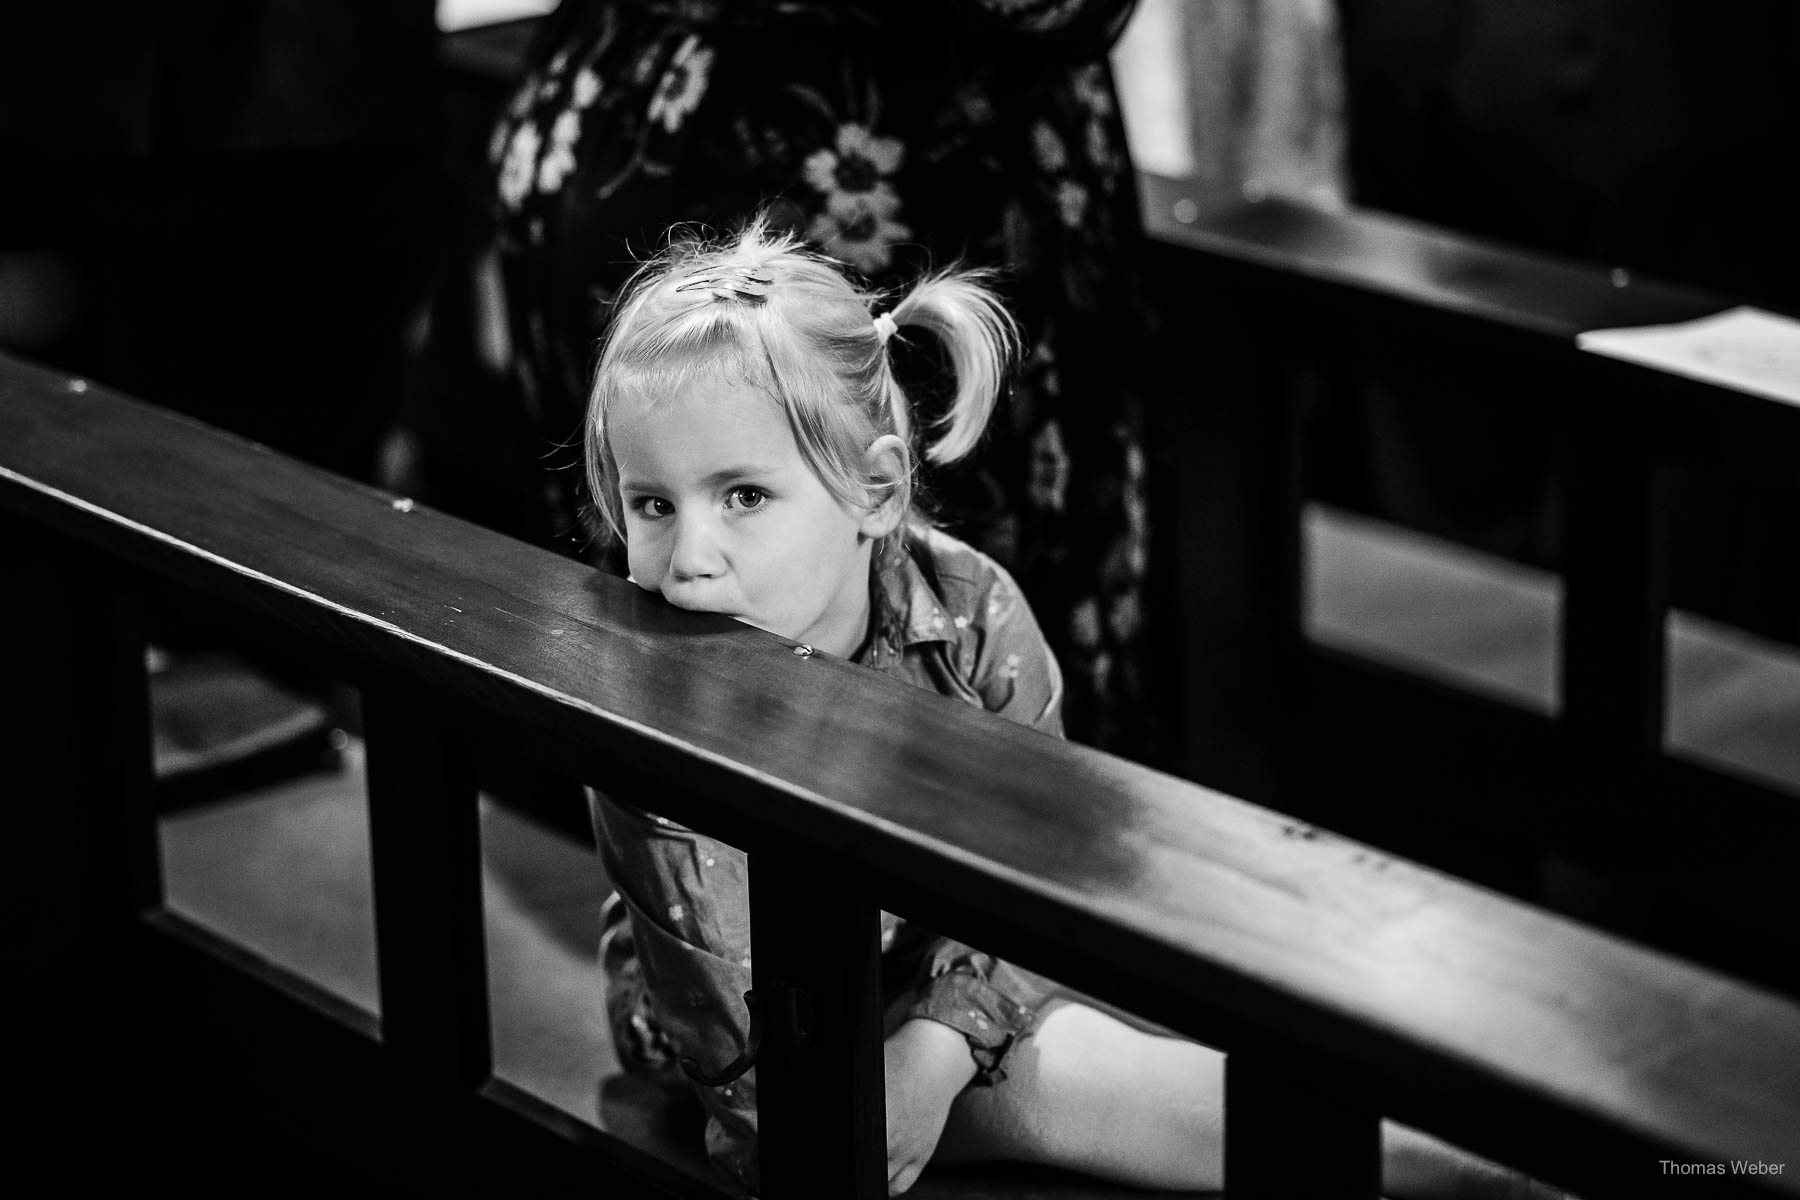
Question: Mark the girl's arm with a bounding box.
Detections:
[885,1018,979,1194]
[881,927,1054,1192]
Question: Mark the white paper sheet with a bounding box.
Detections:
[1577,306,1800,409]
[438,0,556,32]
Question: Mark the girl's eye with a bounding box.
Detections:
[727,486,767,511]
[632,497,673,519]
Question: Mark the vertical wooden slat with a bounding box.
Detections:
[1561,404,1666,814]
[11,520,162,945]
[1225,1050,1382,1199]
[363,685,491,1088]
[749,854,885,1198]
[1171,299,1306,803]
[10,518,161,1153]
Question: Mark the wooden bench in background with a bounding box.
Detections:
[7,356,1798,1195]
[1141,181,1800,996]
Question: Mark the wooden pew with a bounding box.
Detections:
[6,357,1798,1196]
[1143,181,1800,992]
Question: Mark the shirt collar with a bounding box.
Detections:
[860,533,954,668]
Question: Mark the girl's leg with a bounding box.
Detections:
[932,1001,1226,1191]
[925,1002,1571,1199]
[1382,1123,1574,1200]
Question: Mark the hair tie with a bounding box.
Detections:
[871,311,898,345]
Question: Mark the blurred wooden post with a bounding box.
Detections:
[9,516,160,1147]
[10,520,162,944]
[364,686,492,1089]
[1169,298,1306,804]
[1226,1049,1382,1199]
[1561,394,1667,821]
[751,854,886,1197]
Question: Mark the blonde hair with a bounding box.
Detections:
[584,215,1019,552]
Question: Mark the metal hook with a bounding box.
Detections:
[680,989,763,1087]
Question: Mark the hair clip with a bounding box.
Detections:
[871,310,897,345]
[674,264,775,303]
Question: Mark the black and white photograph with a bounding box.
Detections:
[5,1,1796,1195]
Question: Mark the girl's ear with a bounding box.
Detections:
[858,433,910,540]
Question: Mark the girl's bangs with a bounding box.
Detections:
[604,315,763,412]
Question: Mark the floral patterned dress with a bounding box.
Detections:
[487,0,1155,753]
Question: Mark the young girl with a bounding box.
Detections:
[583,218,1565,1199]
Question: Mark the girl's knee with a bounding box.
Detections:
[936,1003,1224,1189]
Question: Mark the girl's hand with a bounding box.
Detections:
[884,1018,978,1194]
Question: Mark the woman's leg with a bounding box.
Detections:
[932,1001,1226,1191]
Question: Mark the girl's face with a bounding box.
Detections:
[611,376,891,658]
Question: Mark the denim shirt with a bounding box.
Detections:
[593,525,1064,1191]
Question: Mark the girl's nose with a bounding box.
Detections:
[667,512,725,581]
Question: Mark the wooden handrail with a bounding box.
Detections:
[6,353,1798,1196]
[1141,179,1740,335]
[1140,180,1800,481]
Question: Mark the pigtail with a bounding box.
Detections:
[887,268,1020,465]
